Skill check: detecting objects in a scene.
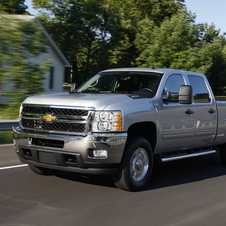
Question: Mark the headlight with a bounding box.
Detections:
[19,104,23,127]
[92,111,122,132]
[19,104,23,118]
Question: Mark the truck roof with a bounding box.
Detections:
[101,68,200,75]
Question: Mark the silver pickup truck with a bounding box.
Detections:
[12,68,226,191]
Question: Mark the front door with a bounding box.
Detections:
[158,74,196,153]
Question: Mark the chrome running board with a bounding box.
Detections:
[161,149,216,162]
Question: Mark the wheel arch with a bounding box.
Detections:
[126,121,157,153]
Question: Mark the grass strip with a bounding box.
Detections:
[0,130,13,144]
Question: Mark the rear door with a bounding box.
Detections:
[188,75,217,147]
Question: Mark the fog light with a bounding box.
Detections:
[13,139,16,148]
[93,150,108,159]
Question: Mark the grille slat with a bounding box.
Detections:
[21,119,86,133]
[22,106,88,116]
[21,105,89,134]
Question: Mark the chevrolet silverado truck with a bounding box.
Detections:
[12,68,226,191]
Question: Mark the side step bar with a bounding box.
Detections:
[161,149,216,162]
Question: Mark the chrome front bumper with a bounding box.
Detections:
[12,126,127,174]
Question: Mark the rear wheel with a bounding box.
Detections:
[219,144,226,165]
[28,164,56,175]
[113,137,153,191]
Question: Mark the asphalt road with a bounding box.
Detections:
[1,144,226,226]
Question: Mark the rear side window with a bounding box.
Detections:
[188,75,210,102]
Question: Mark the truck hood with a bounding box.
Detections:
[23,92,132,110]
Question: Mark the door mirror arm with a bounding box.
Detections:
[70,83,78,92]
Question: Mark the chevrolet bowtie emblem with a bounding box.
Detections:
[42,114,56,122]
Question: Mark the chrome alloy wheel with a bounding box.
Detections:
[130,148,149,182]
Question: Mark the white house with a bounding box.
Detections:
[28,16,70,93]
[27,16,70,94]
[2,15,70,99]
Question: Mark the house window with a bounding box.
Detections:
[49,67,54,89]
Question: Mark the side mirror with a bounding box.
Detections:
[162,85,193,104]
[71,83,78,92]
[179,85,193,104]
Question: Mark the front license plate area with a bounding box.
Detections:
[38,151,57,165]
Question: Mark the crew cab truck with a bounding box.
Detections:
[12,68,226,191]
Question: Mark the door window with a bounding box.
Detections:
[164,74,185,93]
[163,74,185,100]
[188,75,210,102]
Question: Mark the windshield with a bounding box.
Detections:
[77,71,163,98]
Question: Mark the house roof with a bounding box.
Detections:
[10,15,70,67]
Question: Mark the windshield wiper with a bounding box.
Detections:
[110,91,134,94]
[80,90,135,94]
[81,90,100,93]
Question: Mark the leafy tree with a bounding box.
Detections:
[32,0,112,85]
[31,0,226,95]
[32,0,185,85]
[0,14,51,103]
[135,9,200,68]
[107,0,185,67]
[135,9,226,95]
[204,38,226,95]
[0,0,28,14]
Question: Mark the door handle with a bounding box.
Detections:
[185,109,194,115]
[208,108,216,114]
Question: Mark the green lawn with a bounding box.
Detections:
[0,130,13,144]
[0,103,19,144]
[0,103,20,120]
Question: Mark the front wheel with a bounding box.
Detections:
[28,164,56,175]
[113,137,153,191]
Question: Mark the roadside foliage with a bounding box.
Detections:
[0,15,52,102]
[1,0,226,111]
[31,0,226,95]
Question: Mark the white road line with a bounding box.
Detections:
[0,144,13,147]
[0,164,28,170]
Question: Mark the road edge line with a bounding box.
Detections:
[0,143,13,147]
[0,164,28,170]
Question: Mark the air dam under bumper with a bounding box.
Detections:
[12,126,127,175]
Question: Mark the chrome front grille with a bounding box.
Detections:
[21,104,93,135]
[22,106,88,116]
[21,118,86,133]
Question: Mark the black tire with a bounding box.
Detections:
[113,137,153,191]
[28,164,56,175]
[219,144,226,165]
